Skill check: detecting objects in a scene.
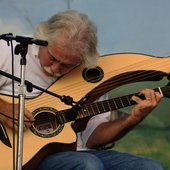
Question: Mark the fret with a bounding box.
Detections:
[119,97,124,107]
[82,105,91,116]
[107,100,112,111]
[86,105,93,115]
[111,99,118,110]
[120,95,132,107]
[102,100,111,112]
[91,103,100,115]
[126,95,131,106]
[80,108,88,117]
[97,102,106,113]
[78,109,85,119]
[114,97,124,108]
[89,104,95,115]
[78,110,83,118]
[101,101,106,112]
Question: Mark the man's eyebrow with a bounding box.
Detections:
[48,48,81,65]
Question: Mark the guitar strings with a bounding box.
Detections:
[33,55,168,101]
[73,54,170,96]
[92,57,170,96]
[1,54,169,131]
[27,56,168,111]
[25,54,170,117]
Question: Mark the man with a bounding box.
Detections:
[0,10,164,170]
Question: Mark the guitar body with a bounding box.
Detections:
[0,115,77,170]
[0,53,170,170]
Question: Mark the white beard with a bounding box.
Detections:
[43,66,61,78]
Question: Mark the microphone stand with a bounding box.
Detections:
[15,42,28,170]
[0,33,48,170]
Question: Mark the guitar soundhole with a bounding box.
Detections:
[82,66,104,83]
[30,107,64,138]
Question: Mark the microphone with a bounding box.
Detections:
[0,33,48,46]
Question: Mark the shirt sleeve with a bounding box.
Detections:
[79,94,112,148]
[0,41,12,88]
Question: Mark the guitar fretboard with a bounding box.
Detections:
[57,86,169,125]
[57,93,139,124]
[79,93,136,117]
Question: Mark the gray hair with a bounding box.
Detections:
[34,10,99,68]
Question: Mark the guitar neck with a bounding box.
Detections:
[78,87,165,117]
[56,93,136,124]
[79,93,137,117]
[57,86,169,124]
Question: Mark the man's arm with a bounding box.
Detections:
[0,98,34,129]
[86,88,163,149]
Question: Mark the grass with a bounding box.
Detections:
[112,117,170,170]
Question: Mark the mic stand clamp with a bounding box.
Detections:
[65,96,88,121]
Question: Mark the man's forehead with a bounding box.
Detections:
[48,45,81,64]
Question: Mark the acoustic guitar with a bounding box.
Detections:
[0,53,170,170]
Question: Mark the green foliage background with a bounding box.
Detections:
[108,77,170,169]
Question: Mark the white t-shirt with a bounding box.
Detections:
[0,40,56,97]
[77,95,111,150]
[0,40,111,150]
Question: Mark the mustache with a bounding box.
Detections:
[43,66,61,78]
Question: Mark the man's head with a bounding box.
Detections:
[34,10,98,77]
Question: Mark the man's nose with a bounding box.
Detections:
[51,62,61,73]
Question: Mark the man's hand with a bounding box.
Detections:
[0,100,35,130]
[129,88,163,124]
